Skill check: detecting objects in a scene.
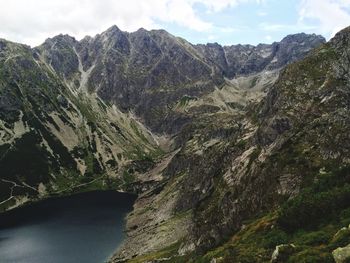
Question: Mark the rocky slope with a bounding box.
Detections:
[2,24,347,263]
[0,38,161,211]
[38,26,324,133]
[111,27,350,263]
[0,26,323,208]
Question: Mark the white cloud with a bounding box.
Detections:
[0,0,263,46]
[299,0,350,37]
[259,22,316,32]
[259,1,350,38]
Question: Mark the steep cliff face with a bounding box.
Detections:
[195,33,324,78]
[37,27,325,134]
[112,28,350,262]
[0,38,160,211]
[1,25,341,262]
[194,28,350,263]
[38,26,221,134]
[188,27,350,255]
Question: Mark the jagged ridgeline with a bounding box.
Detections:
[0,26,324,211]
[2,24,350,262]
[110,28,349,262]
[0,37,161,210]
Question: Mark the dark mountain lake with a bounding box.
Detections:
[0,191,136,263]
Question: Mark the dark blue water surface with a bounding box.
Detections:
[0,191,136,263]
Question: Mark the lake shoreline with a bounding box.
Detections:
[0,190,137,228]
[0,190,137,263]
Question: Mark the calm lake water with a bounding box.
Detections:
[0,191,136,263]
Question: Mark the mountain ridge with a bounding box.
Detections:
[36,26,325,134]
[2,25,349,263]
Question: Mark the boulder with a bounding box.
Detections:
[333,244,350,263]
[271,244,296,263]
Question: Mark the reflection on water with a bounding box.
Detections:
[0,191,136,263]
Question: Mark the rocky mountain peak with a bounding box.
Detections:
[32,26,326,133]
[101,25,128,41]
[42,34,77,48]
[104,24,123,35]
[97,25,130,54]
[280,32,325,44]
[330,25,350,47]
[2,23,350,263]
[134,27,148,34]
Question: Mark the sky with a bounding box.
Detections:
[0,0,350,47]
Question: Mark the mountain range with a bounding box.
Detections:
[0,25,350,262]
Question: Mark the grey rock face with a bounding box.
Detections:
[111,28,348,261]
[38,34,79,79]
[0,38,160,212]
[196,33,326,78]
[185,28,350,255]
[38,27,325,134]
[0,25,332,261]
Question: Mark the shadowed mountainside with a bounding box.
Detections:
[3,25,349,263]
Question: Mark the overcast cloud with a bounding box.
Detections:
[0,0,349,46]
[300,0,350,36]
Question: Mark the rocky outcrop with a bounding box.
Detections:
[188,27,350,254]
[37,27,325,134]
[0,39,160,212]
[271,244,296,263]
[196,33,325,78]
[111,27,350,261]
[333,244,350,263]
[1,24,341,262]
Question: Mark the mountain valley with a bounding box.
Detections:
[0,25,350,262]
